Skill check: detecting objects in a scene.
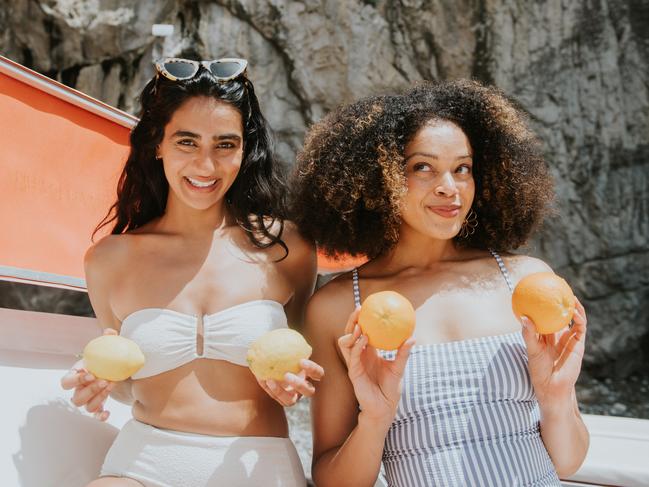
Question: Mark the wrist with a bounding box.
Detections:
[357,410,394,433]
[538,389,577,420]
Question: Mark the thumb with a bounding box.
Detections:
[520,316,542,357]
[391,338,415,376]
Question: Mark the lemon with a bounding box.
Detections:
[247,328,312,381]
[83,335,145,381]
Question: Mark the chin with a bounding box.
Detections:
[437,232,461,241]
[175,194,221,211]
[426,225,462,241]
[191,200,222,211]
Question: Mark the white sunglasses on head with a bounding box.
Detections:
[154,57,248,82]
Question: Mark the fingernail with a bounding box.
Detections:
[84,374,94,382]
[267,380,277,390]
[98,380,107,388]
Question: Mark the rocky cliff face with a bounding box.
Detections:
[1,0,648,377]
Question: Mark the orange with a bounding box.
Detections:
[83,335,145,381]
[512,272,575,334]
[358,291,416,350]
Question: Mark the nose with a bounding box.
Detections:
[194,149,217,173]
[434,172,459,197]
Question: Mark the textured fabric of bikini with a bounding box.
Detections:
[119,300,287,379]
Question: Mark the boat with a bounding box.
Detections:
[1,55,647,487]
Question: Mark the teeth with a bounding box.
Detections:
[186,177,217,188]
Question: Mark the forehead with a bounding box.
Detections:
[166,96,243,134]
[406,120,472,155]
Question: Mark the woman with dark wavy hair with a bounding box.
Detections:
[293,80,589,486]
[60,58,320,487]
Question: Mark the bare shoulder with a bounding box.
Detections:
[84,234,136,328]
[305,272,355,341]
[503,253,554,284]
[273,221,316,292]
[84,234,133,286]
[85,234,127,270]
[252,217,315,267]
[281,220,316,266]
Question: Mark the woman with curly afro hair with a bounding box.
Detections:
[293,80,589,486]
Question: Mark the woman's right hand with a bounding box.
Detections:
[337,307,415,425]
[60,328,118,422]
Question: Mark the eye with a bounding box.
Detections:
[456,164,472,175]
[177,139,197,147]
[413,162,433,172]
[216,141,236,149]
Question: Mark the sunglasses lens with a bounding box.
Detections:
[210,61,244,79]
[164,61,197,79]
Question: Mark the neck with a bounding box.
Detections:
[377,225,463,271]
[157,195,232,236]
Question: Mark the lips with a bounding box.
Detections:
[428,205,461,218]
[184,176,219,192]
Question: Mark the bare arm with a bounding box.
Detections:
[511,256,590,476]
[307,283,413,487]
[529,298,590,476]
[85,238,135,406]
[538,388,589,477]
[281,223,318,332]
[61,236,134,419]
[254,224,323,407]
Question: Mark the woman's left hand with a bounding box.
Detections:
[520,297,587,407]
[257,359,325,407]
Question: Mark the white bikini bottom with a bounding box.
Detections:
[100,419,306,487]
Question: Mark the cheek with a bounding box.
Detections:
[224,151,244,176]
[461,180,476,204]
[405,176,430,198]
[161,158,177,179]
[400,187,425,218]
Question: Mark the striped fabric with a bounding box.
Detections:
[352,251,561,486]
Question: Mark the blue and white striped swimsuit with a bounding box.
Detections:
[352,251,561,487]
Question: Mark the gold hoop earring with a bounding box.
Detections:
[459,208,478,238]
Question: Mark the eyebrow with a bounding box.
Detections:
[171,130,242,141]
[404,152,473,161]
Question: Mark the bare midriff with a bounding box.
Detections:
[131,358,288,437]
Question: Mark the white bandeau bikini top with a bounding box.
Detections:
[119,300,288,380]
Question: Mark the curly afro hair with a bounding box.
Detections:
[290,79,554,259]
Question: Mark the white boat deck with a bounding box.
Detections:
[2,308,648,487]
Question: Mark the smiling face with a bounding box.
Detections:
[401,120,475,241]
[156,96,244,212]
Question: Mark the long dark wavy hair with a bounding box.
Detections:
[95,67,288,254]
